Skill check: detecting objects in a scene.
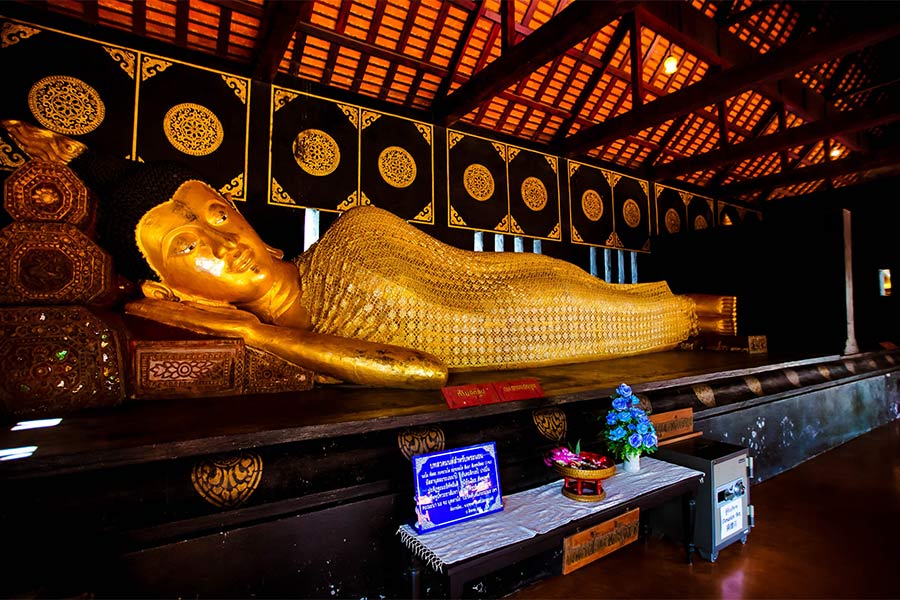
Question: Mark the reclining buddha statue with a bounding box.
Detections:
[2,119,737,389]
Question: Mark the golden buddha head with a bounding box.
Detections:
[136,180,285,305]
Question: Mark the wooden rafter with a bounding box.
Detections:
[434,2,482,101]
[653,101,900,179]
[251,0,307,82]
[560,16,900,157]
[437,0,641,125]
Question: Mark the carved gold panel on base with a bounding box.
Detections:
[0,222,116,305]
[0,305,125,418]
[3,159,94,229]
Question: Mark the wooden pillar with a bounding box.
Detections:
[843,209,859,354]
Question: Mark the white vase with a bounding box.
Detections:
[623,454,641,473]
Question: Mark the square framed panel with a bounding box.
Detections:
[508,146,561,241]
[568,161,614,248]
[447,130,509,233]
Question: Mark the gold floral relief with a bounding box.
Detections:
[679,191,692,206]
[412,203,433,223]
[293,128,340,176]
[622,198,641,228]
[163,103,224,156]
[545,155,558,174]
[378,146,417,188]
[271,178,295,205]
[221,75,248,104]
[2,22,41,49]
[509,215,524,234]
[191,452,263,509]
[0,140,27,170]
[606,231,623,248]
[548,223,561,240]
[28,76,105,135]
[463,164,494,201]
[692,384,716,407]
[581,189,603,221]
[273,89,298,111]
[568,161,580,176]
[570,225,584,243]
[664,208,681,234]
[360,110,380,129]
[602,170,621,188]
[493,142,507,161]
[102,46,137,79]
[415,123,432,146]
[338,104,360,128]
[521,176,548,211]
[532,408,567,442]
[694,215,709,230]
[398,426,445,460]
[448,131,463,149]
[219,174,245,201]
[449,205,467,227]
[141,56,172,81]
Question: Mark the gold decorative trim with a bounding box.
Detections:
[293,128,340,176]
[141,56,172,81]
[744,376,763,396]
[378,146,417,188]
[221,75,248,104]
[360,109,380,129]
[219,173,245,201]
[638,180,649,197]
[693,384,716,407]
[271,178,295,205]
[415,123,432,146]
[507,147,520,162]
[665,208,682,234]
[359,190,372,206]
[448,130,463,149]
[679,191,692,206]
[496,214,510,232]
[0,140,26,170]
[492,142,506,161]
[545,155,558,174]
[412,202,433,223]
[605,231,623,248]
[338,104,359,129]
[571,225,584,243]
[509,215,524,234]
[449,204,467,227]
[397,426,445,461]
[581,189,603,221]
[1,22,41,48]
[784,368,801,387]
[641,240,651,252]
[532,408,567,442]
[548,222,561,240]
[338,190,369,211]
[163,103,224,156]
[817,365,832,380]
[191,452,263,509]
[28,76,105,136]
[102,46,136,79]
[602,170,621,187]
[521,176,548,211]
[463,163,494,201]
[622,198,641,228]
[568,161,580,176]
[694,215,709,230]
[654,182,663,197]
[273,89,298,111]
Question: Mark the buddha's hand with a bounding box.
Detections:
[125,297,261,339]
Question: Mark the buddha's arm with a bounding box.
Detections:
[125,298,448,389]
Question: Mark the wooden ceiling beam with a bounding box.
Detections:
[717,144,900,197]
[560,16,900,156]
[437,0,641,125]
[434,1,482,101]
[652,101,900,179]
[636,2,871,153]
[251,0,308,82]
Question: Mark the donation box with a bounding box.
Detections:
[650,437,754,561]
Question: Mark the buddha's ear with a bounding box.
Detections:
[140,280,180,301]
[264,243,285,260]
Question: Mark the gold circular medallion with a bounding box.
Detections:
[163,103,224,156]
[28,75,105,135]
[664,208,681,233]
[293,128,340,176]
[622,198,641,228]
[378,146,416,188]
[581,189,603,221]
[520,176,547,211]
[694,215,708,230]
[463,164,494,201]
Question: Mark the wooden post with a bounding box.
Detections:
[843,209,859,354]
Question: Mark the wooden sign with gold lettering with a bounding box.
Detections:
[650,408,695,442]
[562,508,640,574]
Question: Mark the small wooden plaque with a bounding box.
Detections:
[562,508,640,574]
[442,383,499,408]
[650,408,694,441]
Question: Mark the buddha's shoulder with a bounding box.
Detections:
[333,205,415,234]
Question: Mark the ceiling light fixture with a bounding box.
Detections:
[830,147,841,158]
[663,55,678,75]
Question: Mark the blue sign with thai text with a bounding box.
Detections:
[412,441,503,533]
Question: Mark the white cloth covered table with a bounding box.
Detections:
[397,456,702,572]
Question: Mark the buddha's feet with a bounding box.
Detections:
[1,119,87,164]
[687,293,738,336]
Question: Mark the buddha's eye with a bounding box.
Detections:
[171,233,198,256]
[208,204,229,225]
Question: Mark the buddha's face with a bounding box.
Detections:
[137,181,279,304]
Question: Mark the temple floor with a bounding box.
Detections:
[509,417,900,599]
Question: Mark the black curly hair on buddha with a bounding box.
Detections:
[73,154,204,285]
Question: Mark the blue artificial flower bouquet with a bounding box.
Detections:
[602,383,658,461]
